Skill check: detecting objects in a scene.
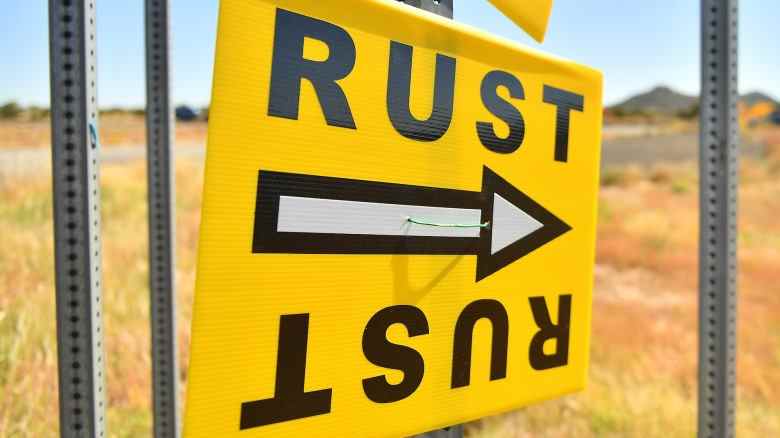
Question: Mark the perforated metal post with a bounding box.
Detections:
[145,0,181,437]
[49,0,107,436]
[397,0,453,17]
[698,1,738,437]
[398,1,463,437]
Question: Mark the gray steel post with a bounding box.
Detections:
[698,1,738,437]
[145,0,181,437]
[397,0,453,18]
[398,2,463,437]
[416,426,464,438]
[48,0,106,436]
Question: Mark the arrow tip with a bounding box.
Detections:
[476,167,570,281]
[491,193,544,254]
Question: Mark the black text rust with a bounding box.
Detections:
[268,8,585,162]
[239,295,573,430]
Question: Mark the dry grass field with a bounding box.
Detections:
[1,129,779,436]
[469,155,780,438]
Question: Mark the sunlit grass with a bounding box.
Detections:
[1,154,779,436]
[470,158,780,438]
[0,159,202,436]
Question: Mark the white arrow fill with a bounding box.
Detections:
[276,194,545,253]
[491,193,543,254]
[277,196,482,238]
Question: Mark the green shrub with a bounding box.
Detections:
[0,101,22,119]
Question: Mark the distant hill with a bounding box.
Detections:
[740,91,779,107]
[610,86,697,116]
[610,86,780,117]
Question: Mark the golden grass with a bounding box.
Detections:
[0,160,202,436]
[1,153,779,436]
[470,159,780,437]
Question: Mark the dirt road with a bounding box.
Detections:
[0,133,767,180]
[600,132,764,169]
[0,143,204,180]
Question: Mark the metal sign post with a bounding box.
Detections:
[698,1,738,437]
[401,2,463,438]
[48,0,107,436]
[398,0,453,17]
[145,0,181,437]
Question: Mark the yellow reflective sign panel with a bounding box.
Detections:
[184,1,602,436]
[487,0,554,42]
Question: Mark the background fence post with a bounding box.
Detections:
[398,0,453,17]
[397,2,464,438]
[145,0,181,437]
[48,0,107,436]
[698,0,738,437]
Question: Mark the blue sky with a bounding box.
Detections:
[2,1,777,108]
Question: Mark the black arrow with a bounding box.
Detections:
[253,166,571,281]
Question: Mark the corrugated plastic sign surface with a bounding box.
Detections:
[184,1,602,436]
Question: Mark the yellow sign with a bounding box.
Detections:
[487,0,554,42]
[184,1,602,436]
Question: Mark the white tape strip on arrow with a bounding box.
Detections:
[277,193,543,255]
